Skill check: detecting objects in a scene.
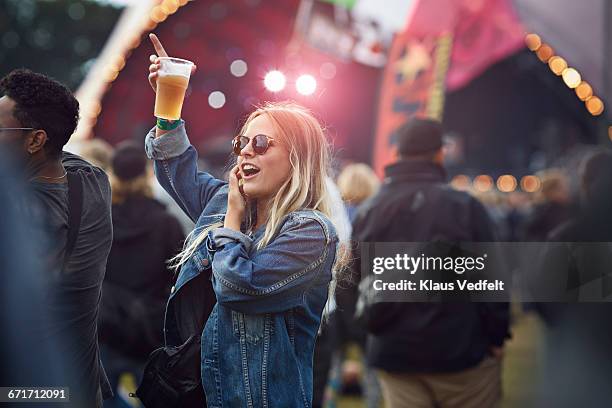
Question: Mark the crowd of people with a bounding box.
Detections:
[1,33,612,408]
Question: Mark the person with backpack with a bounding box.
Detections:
[0,69,113,407]
[348,119,510,408]
[99,140,185,407]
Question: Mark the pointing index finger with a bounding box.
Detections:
[149,33,169,57]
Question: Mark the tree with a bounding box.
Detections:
[0,0,122,90]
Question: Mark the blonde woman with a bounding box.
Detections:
[146,35,342,407]
[337,163,380,222]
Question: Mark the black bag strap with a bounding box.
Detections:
[63,171,83,270]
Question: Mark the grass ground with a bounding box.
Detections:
[337,311,545,408]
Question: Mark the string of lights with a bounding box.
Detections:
[450,174,541,194]
[525,33,605,117]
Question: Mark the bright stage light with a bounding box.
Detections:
[264,70,286,92]
[296,74,317,96]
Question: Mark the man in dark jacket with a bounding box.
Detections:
[350,119,510,408]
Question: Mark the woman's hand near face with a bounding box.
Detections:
[224,165,247,231]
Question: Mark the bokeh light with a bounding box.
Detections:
[150,6,167,23]
[208,91,226,109]
[575,81,593,101]
[144,19,158,31]
[263,70,286,92]
[586,96,604,116]
[562,68,581,88]
[296,74,317,96]
[161,0,179,15]
[497,175,517,193]
[104,69,119,83]
[110,55,125,72]
[525,33,542,51]
[548,56,567,76]
[320,62,337,79]
[230,59,248,77]
[536,44,554,62]
[474,175,493,192]
[520,175,541,193]
[450,175,471,191]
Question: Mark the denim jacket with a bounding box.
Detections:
[145,123,337,407]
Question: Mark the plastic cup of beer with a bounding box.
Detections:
[154,57,194,120]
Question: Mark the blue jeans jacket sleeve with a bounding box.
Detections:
[210,215,332,314]
[144,122,225,222]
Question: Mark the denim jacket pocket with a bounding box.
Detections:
[231,310,272,344]
[202,358,222,408]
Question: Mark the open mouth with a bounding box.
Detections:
[241,163,261,179]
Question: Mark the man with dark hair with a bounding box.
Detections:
[0,69,113,407]
[348,118,510,408]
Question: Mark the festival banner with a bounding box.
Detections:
[372,0,525,176]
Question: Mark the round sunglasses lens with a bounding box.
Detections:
[253,135,269,154]
[233,136,247,155]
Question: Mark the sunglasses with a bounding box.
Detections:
[232,134,275,156]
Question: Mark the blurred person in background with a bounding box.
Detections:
[337,163,380,222]
[0,69,113,407]
[534,150,612,407]
[504,191,531,242]
[472,190,511,241]
[329,162,382,408]
[523,168,573,241]
[0,147,71,401]
[99,141,185,407]
[350,118,510,408]
[312,177,352,408]
[80,137,114,173]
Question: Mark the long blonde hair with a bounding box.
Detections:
[110,173,153,204]
[337,163,380,205]
[171,102,349,278]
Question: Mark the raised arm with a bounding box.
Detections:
[145,124,225,222]
[144,33,225,221]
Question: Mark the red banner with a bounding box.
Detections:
[372,0,525,176]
